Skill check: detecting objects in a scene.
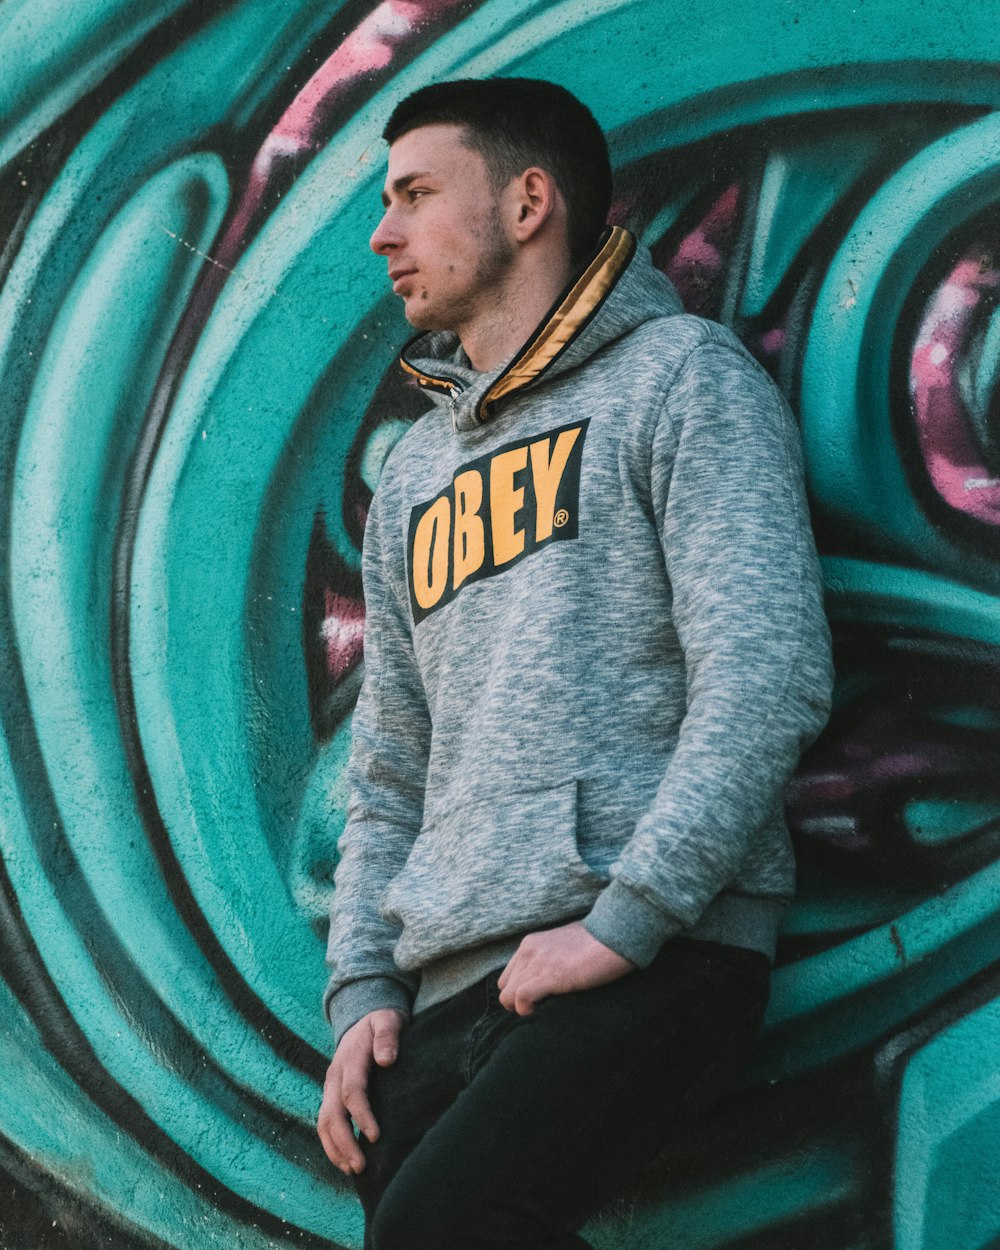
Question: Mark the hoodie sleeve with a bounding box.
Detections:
[583,341,833,966]
[323,480,430,1048]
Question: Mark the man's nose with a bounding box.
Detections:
[370,211,399,255]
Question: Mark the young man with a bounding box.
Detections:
[317,78,833,1249]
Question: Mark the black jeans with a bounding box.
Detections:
[354,937,770,1250]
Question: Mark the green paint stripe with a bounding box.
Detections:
[769,855,1000,1023]
[821,557,1000,646]
[585,1144,858,1249]
[0,0,192,171]
[0,969,310,1250]
[0,734,357,1244]
[896,998,1000,1250]
[802,111,1000,583]
[9,153,315,1119]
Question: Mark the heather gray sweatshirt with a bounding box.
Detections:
[324,227,833,1047]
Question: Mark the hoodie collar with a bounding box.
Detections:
[399,226,640,432]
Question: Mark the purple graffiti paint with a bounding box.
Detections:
[322,588,365,681]
[663,182,742,318]
[910,253,1000,525]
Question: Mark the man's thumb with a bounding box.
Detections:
[372,1024,399,1066]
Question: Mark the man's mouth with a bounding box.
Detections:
[390,268,417,292]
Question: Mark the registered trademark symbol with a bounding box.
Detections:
[553,508,569,528]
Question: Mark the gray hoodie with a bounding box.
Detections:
[324,227,833,1047]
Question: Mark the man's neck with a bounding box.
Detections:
[458,252,574,372]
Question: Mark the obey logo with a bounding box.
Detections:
[407,419,589,623]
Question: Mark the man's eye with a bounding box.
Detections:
[408,188,428,200]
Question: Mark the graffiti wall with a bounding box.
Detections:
[1,1,998,1246]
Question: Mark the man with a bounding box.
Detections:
[317,77,833,1249]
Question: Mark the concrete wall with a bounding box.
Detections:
[1,2,999,1246]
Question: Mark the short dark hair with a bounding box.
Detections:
[383,78,612,267]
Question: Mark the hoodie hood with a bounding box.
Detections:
[399,226,684,432]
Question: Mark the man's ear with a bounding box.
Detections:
[509,166,563,244]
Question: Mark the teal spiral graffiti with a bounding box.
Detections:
[2,1,1000,1247]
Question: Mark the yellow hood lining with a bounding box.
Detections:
[400,356,454,391]
[397,226,637,411]
[479,226,636,414]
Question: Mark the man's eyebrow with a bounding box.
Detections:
[381,171,433,207]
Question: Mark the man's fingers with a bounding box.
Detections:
[331,1110,367,1173]
[499,976,544,1015]
[498,947,529,994]
[514,981,542,1016]
[498,979,517,1011]
[341,1074,380,1145]
[318,1094,366,1174]
[316,1009,408,1175]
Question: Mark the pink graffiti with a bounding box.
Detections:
[607,195,635,228]
[217,0,469,269]
[758,326,786,355]
[662,182,741,317]
[910,254,1000,525]
[787,700,985,853]
[322,589,366,681]
[274,1,460,146]
[211,0,470,694]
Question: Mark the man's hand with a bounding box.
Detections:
[317,1007,406,1175]
[498,921,635,1016]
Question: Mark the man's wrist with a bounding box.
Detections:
[583,878,681,968]
[326,975,412,1051]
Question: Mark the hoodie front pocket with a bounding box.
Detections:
[380,778,606,971]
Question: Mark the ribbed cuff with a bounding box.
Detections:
[325,976,413,1051]
[582,878,681,967]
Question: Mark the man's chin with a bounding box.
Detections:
[401,294,453,333]
[403,307,440,331]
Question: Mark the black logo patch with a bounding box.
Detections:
[407,419,589,623]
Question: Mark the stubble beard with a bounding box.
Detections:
[405,203,515,334]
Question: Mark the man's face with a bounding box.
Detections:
[370,123,515,332]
